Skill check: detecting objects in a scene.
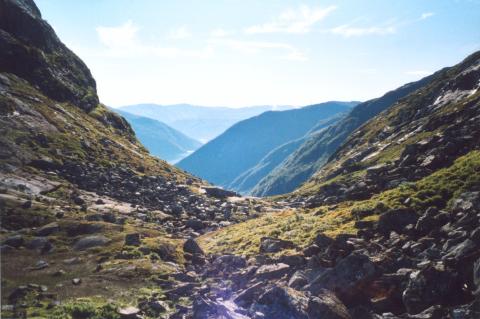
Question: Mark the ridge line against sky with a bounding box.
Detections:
[36,0,480,108]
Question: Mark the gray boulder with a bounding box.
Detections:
[73,235,111,251]
[260,237,295,253]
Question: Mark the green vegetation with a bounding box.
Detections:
[51,298,120,319]
[199,150,480,256]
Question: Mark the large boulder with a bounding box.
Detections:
[212,255,247,273]
[255,263,290,280]
[2,234,24,248]
[307,252,376,303]
[251,286,351,319]
[203,186,238,198]
[183,238,204,255]
[402,264,463,314]
[34,222,60,236]
[378,208,418,235]
[73,235,110,251]
[259,237,296,253]
[307,289,352,319]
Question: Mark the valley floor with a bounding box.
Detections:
[2,150,480,318]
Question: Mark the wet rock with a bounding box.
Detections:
[252,285,308,319]
[193,296,243,319]
[31,260,49,270]
[259,237,295,253]
[183,238,204,255]
[73,235,110,251]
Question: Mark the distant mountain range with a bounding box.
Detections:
[177,101,358,190]
[115,110,202,163]
[118,104,292,142]
[250,73,437,197]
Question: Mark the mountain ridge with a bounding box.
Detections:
[177,101,358,188]
[114,109,202,163]
[119,103,293,142]
[251,72,440,197]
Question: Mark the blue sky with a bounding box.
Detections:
[36,0,480,108]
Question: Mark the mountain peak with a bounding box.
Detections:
[0,0,99,111]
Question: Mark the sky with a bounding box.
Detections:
[36,0,480,108]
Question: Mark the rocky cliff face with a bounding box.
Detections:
[0,1,273,317]
[0,0,99,111]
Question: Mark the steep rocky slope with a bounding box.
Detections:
[252,74,437,197]
[0,1,273,317]
[178,102,357,189]
[293,51,480,207]
[115,110,202,163]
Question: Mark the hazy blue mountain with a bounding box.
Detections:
[228,114,346,194]
[118,104,292,142]
[115,110,202,163]
[177,101,358,187]
[251,73,438,197]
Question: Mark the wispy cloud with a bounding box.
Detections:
[96,20,139,48]
[420,12,435,20]
[95,21,211,59]
[405,70,432,76]
[245,5,336,34]
[331,24,396,37]
[210,38,307,61]
[167,26,191,39]
[210,28,230,38]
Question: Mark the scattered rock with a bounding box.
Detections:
[2,235,24,248]
[378,208,419,235]
[125,233,141,246]
[259,237,295,253]
[35,222,59,236]
[117,306,140,318]
[72,278,82,285]
[255,263,290,280]
[183,238,204,255]
[73,235,110,251]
